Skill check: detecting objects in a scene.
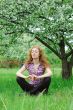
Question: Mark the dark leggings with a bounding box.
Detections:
[16,76,51,95]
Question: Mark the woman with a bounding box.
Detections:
[16,45,52,95]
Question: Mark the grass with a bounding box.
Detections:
[0,68,73,110]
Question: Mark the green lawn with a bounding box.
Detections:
[0,68,73,110]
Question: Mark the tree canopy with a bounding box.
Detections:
[0,0,73,55]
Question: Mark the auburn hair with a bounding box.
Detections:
[24,45,50,69]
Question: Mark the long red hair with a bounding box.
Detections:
[24,45,50,69]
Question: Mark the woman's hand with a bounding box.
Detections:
[29,74,39,81]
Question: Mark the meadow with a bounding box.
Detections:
[0,68,73,110]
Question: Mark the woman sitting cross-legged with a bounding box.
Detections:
[16,45,52,95]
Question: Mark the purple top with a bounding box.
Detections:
[25,62,45,87]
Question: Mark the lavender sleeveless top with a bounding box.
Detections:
[25,62,45,87]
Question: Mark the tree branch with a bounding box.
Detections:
[43,36,60,53]
[16,10,31,15]
[38,15,50,21]
[65,41,72,50]
[5,30,23,35]
[0,14,20,24]
[35,36,61,59]
[66,49,73,58]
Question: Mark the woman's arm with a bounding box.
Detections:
[37,67,52,79]
[16,64,29,79]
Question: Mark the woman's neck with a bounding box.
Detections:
[32,58,40,65]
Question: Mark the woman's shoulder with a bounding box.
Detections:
[24,62,33,70]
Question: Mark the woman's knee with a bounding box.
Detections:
[16,76,22,83]
[44,76,51,84]
[48,76,51,82]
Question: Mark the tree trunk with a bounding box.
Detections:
[59,38,72,79]
[62,59,72,79]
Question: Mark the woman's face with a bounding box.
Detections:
[31,48,40,59]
